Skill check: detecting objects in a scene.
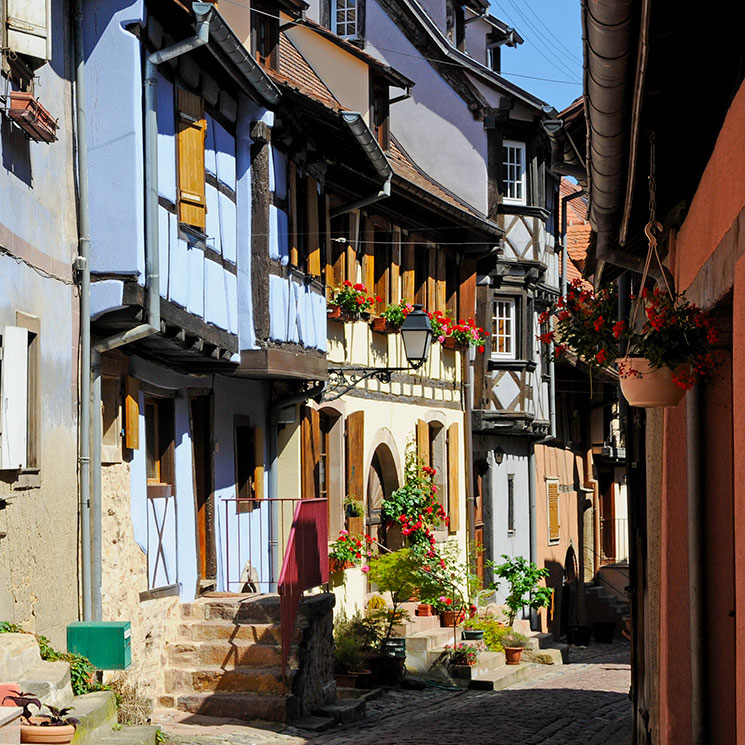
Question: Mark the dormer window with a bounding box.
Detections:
[332,0,357,39]
[251,2,279,70]
[503,140,526,205]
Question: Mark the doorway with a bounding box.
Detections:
[366,444,401,550]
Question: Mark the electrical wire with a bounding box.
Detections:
[0,245,78,287]
[516,1,582,66]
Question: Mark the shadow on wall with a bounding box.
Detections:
[1,118,32,186]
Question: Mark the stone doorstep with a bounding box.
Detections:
[181,596,282,624]
[164,691,289,723]
[0,634,43,682]
[313,697,365,725]
[21,661,74,709]
[95,725,161,745]
[70,691,118,745]
[167,641,283,669]
[468,662,540,691]
[405,627,458,652]
[0,706,21,745]
[163,666,284,695]
[178,621,283,644]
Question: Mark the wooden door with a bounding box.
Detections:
[600,480,616,564]
[190,394,215,583]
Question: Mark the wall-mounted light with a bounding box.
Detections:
[494,445,505,465]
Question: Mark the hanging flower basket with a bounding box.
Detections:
[8,92,58,143]
[616,357,689,408]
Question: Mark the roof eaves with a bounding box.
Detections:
[340,112,393,182]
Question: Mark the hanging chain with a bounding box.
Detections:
[648,131,657,226]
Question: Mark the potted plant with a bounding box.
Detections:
[461,616,485,640]
[328,530,371,573]
[539,281,717,408]
[371,300,413,333]
[501,631,528,665]
[461,616,509,650]
[333,629,368,689]
[3,694,79,745]
[328,281,377,322]
[448,318,487,353]
[443,642,483,676]
[487,555,553,627]
[344,495,365,534]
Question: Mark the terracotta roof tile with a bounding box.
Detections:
[267,33,341,111]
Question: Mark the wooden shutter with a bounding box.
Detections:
[307,176,321,277]
[7,0,49,60]
[124,377,140,450]
[416,419,430,468]
[0,326,28,470]
[289,161,299,267]
[427,245,436,310]
[447,423,459,533]
[362,217,375,292]
[253,426,265,500]
[391,228,401,303]
[301,406,321,498]
[436,249,447,311]
[177,88,207,230]
[345,410,365,500]
[346,211,360,284]
[547,480,560,543]
[403,241,415,302]
[459,259,477,322]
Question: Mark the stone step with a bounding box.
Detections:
[163,666,283,695]
[167,641,282,669]
[164,691,288,723]
[181,596,281,624]
[314,697,365,724]
[21,661,73,709]
[0,633,42,682]
[68,691,118,745]
[469,662,539,690]
[95,725,161,745]
[524,647,566,665]
[177,621,282,644]
[405,627,457,652]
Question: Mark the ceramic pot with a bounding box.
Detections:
[328,558,354,573]
[461,628,485,640]
[440,610,459,627]
[416,603,436,617]
[616,357,688,408]
[503,647,524,665]
[370,317,399,334]
[21,719,76,745]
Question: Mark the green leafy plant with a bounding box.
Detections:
[461,617,509,652]
[344,495,364,518]
[335,612,384,652]
[330,281,377,314]
[443,642,483,666]
[333,618,366,674]
[367,549,421,640]
[501,631,529,649]
[488,555,552,626]
[328,530,372,567]
[380,299,413,328]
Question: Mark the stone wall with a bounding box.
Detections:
[100,461,180,701]
[288,593,335,721]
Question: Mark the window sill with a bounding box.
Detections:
[488,358,537,372]
[3,469,41,491]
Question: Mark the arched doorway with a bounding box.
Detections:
[366,443,401,550]
[560,545,579,636]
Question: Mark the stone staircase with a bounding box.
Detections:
[0,633,158,745]
[158,593,336,724]
[585,580,630,634]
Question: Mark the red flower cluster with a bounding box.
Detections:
[331,282,376,314]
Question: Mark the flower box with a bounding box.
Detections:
[329,557,354,573]
[327,306,369,323]
[440,610,460,627]
[8,92,58,143]
[370,316,399,334]
[440,336,465,351]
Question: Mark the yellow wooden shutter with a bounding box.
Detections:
[124,377,140,450]
[253,426,264,500]
[436,249,447,310]
[289,161,299,267]
[345,410,365,499]
[547,480,560,542]
[391,228,401,304]
[416,419,430,468]
[447,423,459,533]
[307,176,321,277]
[362,218,375,293]
[403,242,415,302]
[177,88,207,230]
[301,407,321,499]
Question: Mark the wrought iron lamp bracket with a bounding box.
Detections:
[323,362,424,401]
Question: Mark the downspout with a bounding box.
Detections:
[267,382,326,589]
[528,443,537,629]
[87,14,211,619]
[73,0,92,621]
[687,383,705,743]
[464,346,476,546]
[330,175,391,218]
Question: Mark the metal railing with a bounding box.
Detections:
[222,497,308,593]
[600,516,629,564]
[278,498,328,687]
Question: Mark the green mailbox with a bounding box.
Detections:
[67,622,132,670]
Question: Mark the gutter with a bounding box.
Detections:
[541,118,587,186]
[332,112,393,217]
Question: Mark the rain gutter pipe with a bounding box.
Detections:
[267,382,327,588]
[73,0,92,621]
[85,8,211,620]
[464,346,476,546]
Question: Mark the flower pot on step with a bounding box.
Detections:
[503,647,524,665]
[354,669,373,689]
[20,719,76,745]
[416,603,436,617]
[616,357,688,408]
[440,610,460,627]
[461,629,484,640]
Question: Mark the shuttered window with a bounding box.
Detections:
[145,397,175,489]
[447,423,459,533]
[0,326,29,470]
[6,0,49,61]
[345,410,365,501]
[124,377,140,450]
[547,479,560,544]
[301,406,321,499]
[235,424,264,504]
[177,88,207,230]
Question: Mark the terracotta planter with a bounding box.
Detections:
[328,557,354,573]
[8,92,58,143]
[334,672,359,688]
[21,719,75,745]
[441,336,466,351]
[347,516,364,535]
[616,357,688,408]
[503,646,524,665]
[440,610,460,627]
[328,305,343,320]
[416,603,436,617]
[370,317,399,334]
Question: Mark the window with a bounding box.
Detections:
[547,479,560,544]
[176,87,207,231]
[507,474,515,533]
[503,140,526,204]
[0,316,40,472]
[101,377,123,464]
[487,42,501,73]
[5,0,50,64]
[332,0,357,39]
[372,80,389,150]
[492,299,516,359]
[145,397,175,488]
[251,2,278,69]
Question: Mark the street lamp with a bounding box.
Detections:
[325,305,433,400]
[494,445,505,465]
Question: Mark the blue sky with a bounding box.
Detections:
[489,0,583,111]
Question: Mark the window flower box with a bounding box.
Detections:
[8,92,58,143]
[370,316,398,334]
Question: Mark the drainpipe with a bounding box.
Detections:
[330,176,391,217]
[687,382,705,743]
[85,15,211,619]
[73,0,92,622]
[528,442,538,629]
[463,346,476,546]
[267,382,326,588]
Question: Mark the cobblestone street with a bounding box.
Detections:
[157,641,631,745]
